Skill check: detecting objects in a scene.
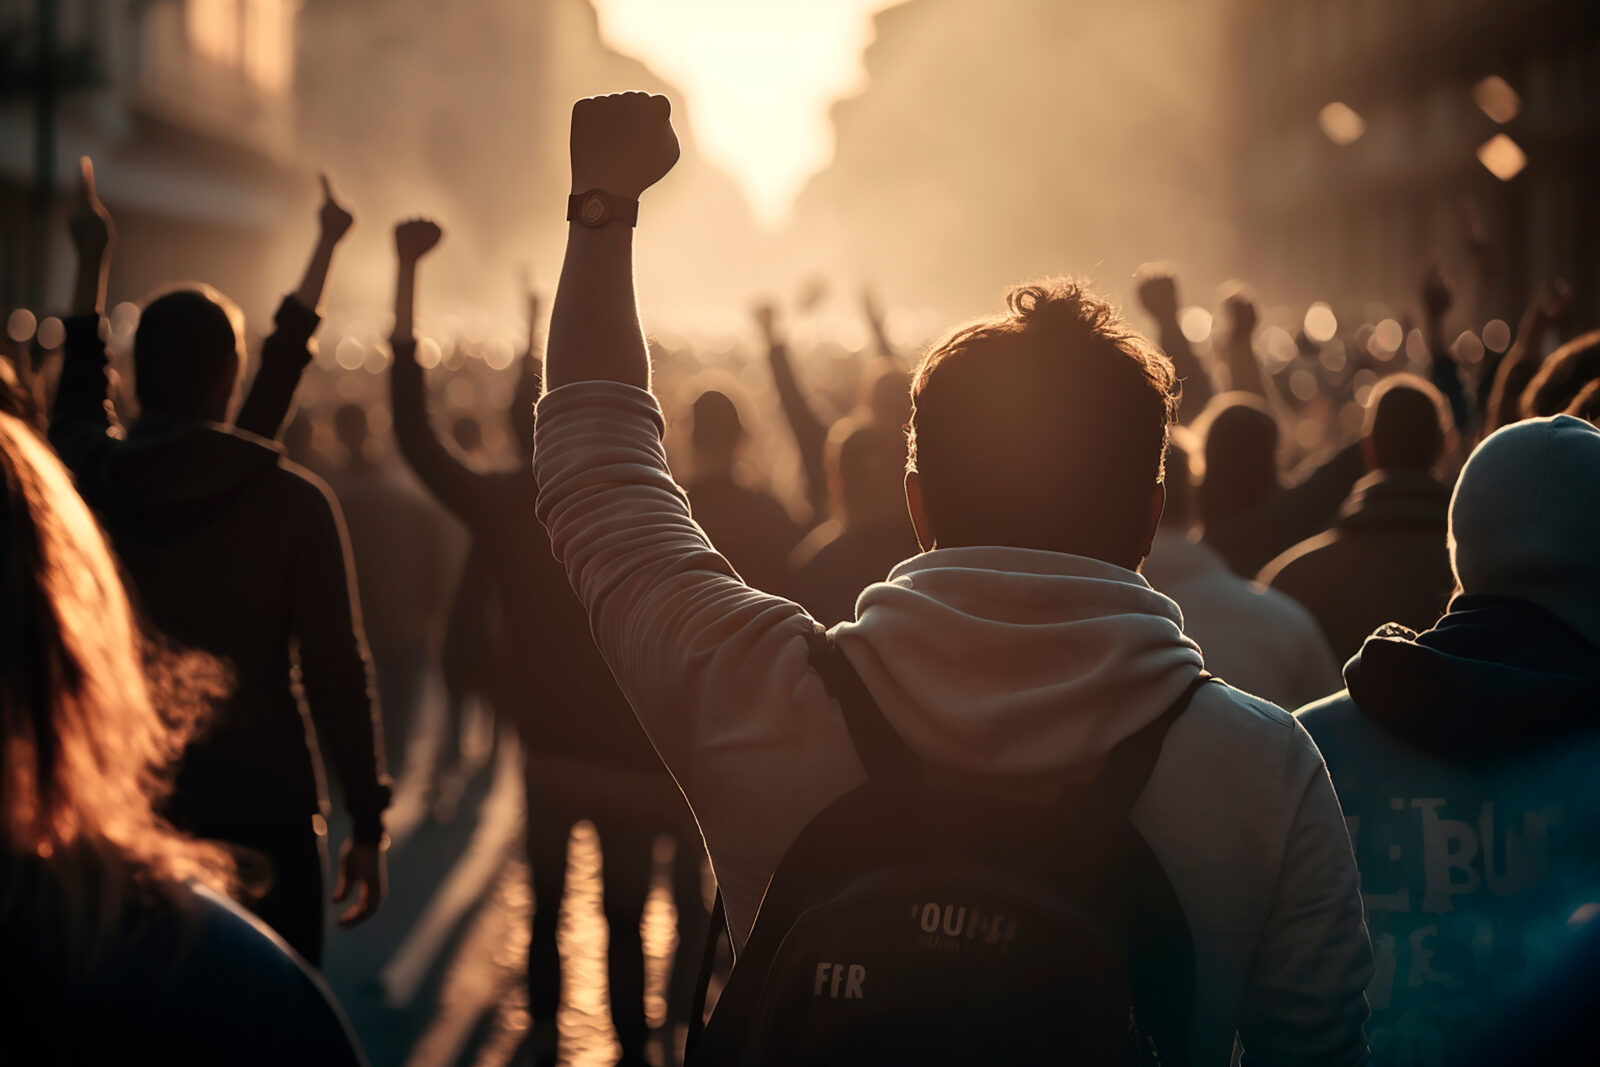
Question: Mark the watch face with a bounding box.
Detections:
[579,191,608,226]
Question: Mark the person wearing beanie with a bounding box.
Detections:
[1260,375,1459,664]
[1298,414,1600,1065]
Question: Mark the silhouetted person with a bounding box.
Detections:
[49,159,389,964]
[1142,437,1340,708]
[682,387,804,595]
[1134,263,1214,423]
[756,300,829,520]
[1298,415,1600,1066]
[323,402,451,776]
[537,94,1371,1065]
[1261,375,1458,663]
[788,418,919,625]
[1196,391,1366,578]
[383,220,694,1066]
[0,412,367,1066]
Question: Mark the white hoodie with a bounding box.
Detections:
[534,381,1373,1066]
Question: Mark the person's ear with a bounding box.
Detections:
[1138,481,1166,563]
[905,470,934,552]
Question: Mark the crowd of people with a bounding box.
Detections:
[1,88,1598,1066]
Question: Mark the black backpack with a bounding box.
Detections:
[688,631,1206,1066]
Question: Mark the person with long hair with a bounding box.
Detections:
[0,410,365,1064]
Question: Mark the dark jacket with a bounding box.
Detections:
[1,863,366,1065]
[50,302,389,841]
[786,515,919,626]
[684,474,804,596]
[389,340,665,772]
[1203,439,1366,579]
[1297,598,1600,1065]
[1260,470,1456,663]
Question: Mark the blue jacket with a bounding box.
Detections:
[1298,597,1600,1065]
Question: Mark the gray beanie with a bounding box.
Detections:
[1449,414,1600,647]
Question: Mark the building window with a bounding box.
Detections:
[185,0,291,94]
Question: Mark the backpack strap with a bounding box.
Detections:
[1061,671,1212,882]
[805,627,923,789]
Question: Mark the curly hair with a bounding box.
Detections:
[0,412,235,964]
[907,278,1179,562]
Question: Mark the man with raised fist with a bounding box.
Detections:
[534,93,1370,1064]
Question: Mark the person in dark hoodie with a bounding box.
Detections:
[1260,375,1458,663]
[49,158,389,965]
[1298,414,1600,1066]
[1194,391,1366,579]
[384,218,698,1067]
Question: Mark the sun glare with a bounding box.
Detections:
[592,0,899,227]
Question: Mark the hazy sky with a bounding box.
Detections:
[592,0,898,226]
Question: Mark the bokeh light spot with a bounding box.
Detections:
[1318,102,1366,146]
[1303,302,1338,344]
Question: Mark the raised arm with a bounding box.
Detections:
[233,174,354,439]
[1218,283,1270,403]
[756,299,829,518]
[1420,262,1472,433]
[386,219,499,523]
[1484,278,1570,434]
[1136,264,1214,422]
[50,157,119,476]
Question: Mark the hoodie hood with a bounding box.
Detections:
[1337,470,1451,533]
[101,417,284,527]
[1345,595,1600,760]
[834,546,1204,776]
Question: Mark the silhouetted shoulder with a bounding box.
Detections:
[276,454,349,515]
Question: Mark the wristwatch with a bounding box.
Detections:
[567,188,639,228]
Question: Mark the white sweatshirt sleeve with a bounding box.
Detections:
[532,381,863,941]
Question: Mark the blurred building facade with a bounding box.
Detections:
[1233,0,1600,327]
[0,0,309,321]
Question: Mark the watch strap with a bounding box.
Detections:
[567,189,639,228]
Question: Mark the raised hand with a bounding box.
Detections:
[395,217,443,263]
[1221,284,1259,338]
[69,157,115,316]
[570,92,680,199]
[393,217,445,346]
[1421,261,1453,321]
[1134,263,1180,325]
[752,299,780,347]
[318,173,355,244]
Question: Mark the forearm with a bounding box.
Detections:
[1424,322,1472,431]
[1225,335,1268,400]
[767,342,829,513]
[71,247,109,318]
[1155,320,1213,421]
[49,314,117,470]
[545,224,647,391]
[234,295,320,439]
[389,339,491,520]
[1485,307,1551,432]
[293,235,339,312]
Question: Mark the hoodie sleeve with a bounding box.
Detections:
[290,477,391,843]
[533,380,864,939]
[1236,726,1374,1066]
[233,295,321,441]
[49,314,119,481]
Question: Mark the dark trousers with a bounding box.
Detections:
[205,819,329,966]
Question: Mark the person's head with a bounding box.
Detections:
[829,417,907,526]
[1448,414,1600,647]
[1523,330,1600,419]
[863,363,911,431]
[1193,392,1279,530]
[451,414,484,455]
[132,286,246,423]
[905,278,1177,568]
[0,413,233,955]
[690,389,746,477]
[333,403,370,466]
[1362,373,1454,473]
[1158,430,1198,531]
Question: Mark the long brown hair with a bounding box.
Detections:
[0,412,234,956]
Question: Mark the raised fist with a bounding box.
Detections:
[751,299,780,345]
[1420,262,1453,319]
[395,218,443,262]
[318,173,355,243]
[1134,263,1180,323]
[69,156,115,260]
[570,92,680,200]
[1220,282,1259,337]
